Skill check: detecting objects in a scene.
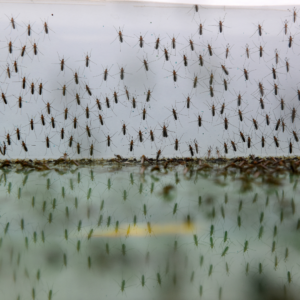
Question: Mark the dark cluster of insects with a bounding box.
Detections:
[0,6,300,162]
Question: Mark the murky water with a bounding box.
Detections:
[0,161,299,300]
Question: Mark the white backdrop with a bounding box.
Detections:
[0,2,299,159]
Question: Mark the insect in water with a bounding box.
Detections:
[221,246,229,257]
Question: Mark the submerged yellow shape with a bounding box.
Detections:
[92,222,196,238]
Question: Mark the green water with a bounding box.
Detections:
[0,163,299,300]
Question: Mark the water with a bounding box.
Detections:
[0,159,299,299]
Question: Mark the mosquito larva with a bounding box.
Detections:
[244,240,248,253]
[193,234,199,247]
[104,243,110,255]
[273,225,277,238]
[86,187,92,200]
[210,224,214,236]
[121,243,126,256]
[64,229,68,241]
[87,229,93,240]
[223,231,228,243]
[4,222,9,234]
[258,262,263,274]
[125,224,131,237]
[107,216,111,227]
[51,198,57,210]
[41,230,45,243]
[280,209,284,223]
[157,272,162,286]
[48,212,52,223]
[77,240,81,252]
[258,225,263,239]
[272,240,276,253]
[95,214,102,227]
[36,269,40,281]
[221,246,229,257]
[285,247,289,261]
[20,218,24,231]
[150,182,155,194]
[133,215,137,226]
[33,231,37,243]
[208,264,213,276]
[114,220,119,233]
[25,236,28,249]
[221,205,225,219]
[63,253,67,267]
[200,255,204,267]
[237,215,241,228]
[259,212,264,223]
[75,197,78,209]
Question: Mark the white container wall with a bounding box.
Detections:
[0,2,299,159]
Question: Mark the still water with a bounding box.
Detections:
[0,159,299,300]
